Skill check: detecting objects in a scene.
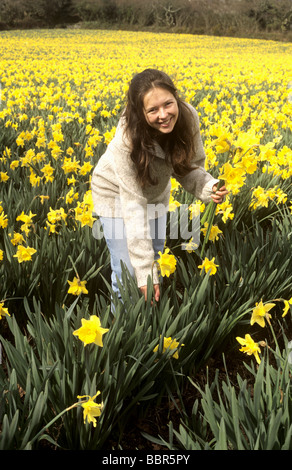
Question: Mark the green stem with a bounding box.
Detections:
[68,255,80,279]
[200,179,224,258]
[26,402,79,448]
[200,199,213,226]
[268,320,280,357]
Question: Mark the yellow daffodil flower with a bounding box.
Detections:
[10,160,20,170]
[68,276,88,296]
[183,237,198,253]
[16,211,36,225]
[0,211,8,229]
[65,187,79,205]
[282,297,292,317]
[0,302,11,320]
[218,197,234,223]
[170,178,180,193]
[77,391,103,427]
[236,334,262,364]
[168,194,180,212]
[74,205,96,227]
[79,161,93,176]
[38,195,50,205]
[47,207,67,224]
[198,257,219,275]
[9,232,25,246]
[13,245,37,263]
[189,201,205,220]
[62,156,80,174]
[73,315,109,347]
[250,300,275,327]
[219,162,246,194]
[201,222,222,242]
[0,172,9,183]
[157,248,177,277]
[41,163,54,183]
[153,336,184,359]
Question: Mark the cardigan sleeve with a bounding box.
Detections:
[111,121,160,288]
[173,105,218,203]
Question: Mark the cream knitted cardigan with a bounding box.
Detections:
[91,104,218,287]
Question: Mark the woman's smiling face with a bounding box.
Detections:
[143,87,179,134]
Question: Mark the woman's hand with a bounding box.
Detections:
[211,183,229,204]
[139,284,160,302]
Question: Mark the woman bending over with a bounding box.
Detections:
[91,69,228,302]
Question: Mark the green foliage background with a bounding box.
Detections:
[0,0,292,41]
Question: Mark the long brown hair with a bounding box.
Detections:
[124,69,196,187]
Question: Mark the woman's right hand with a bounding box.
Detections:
[139,284,160,302]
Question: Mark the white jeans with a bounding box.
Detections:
[99,215,167,297]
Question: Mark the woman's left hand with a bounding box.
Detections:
[211,184,229,204]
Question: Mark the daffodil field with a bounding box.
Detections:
[0,29,292,450]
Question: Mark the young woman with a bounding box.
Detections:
[91,69,228,303]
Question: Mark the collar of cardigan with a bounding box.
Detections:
[154,141,166,159]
